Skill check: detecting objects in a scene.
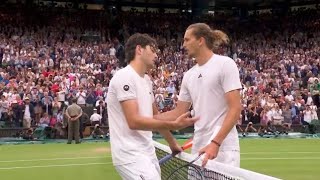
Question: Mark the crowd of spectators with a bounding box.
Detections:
[0,5,319,136]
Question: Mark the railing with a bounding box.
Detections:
[1,124,319,138]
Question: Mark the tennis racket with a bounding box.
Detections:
[159,137,193,165]
[166,153,205,180]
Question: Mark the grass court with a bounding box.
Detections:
[0,139,319,180]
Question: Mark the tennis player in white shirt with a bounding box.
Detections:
[107,33,198,180]
[155,23,242,167]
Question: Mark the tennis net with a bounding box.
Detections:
[154,141,281,180]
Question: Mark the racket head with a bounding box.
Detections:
[167,164,204,180]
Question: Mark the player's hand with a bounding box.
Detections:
[169,142,183,156]
[173,112,199,130]
[199,142,220,167]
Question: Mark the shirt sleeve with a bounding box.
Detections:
[178,73,192,103]
[221,58,242,93]
[113,73,137,102]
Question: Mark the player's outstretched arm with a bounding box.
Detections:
[154,101,191,121]
[121,99,198,131]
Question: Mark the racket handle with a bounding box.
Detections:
[159,154,173,165]
[181,141,192,150]
[159,138,193,165]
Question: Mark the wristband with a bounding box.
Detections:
[211,139,221,147]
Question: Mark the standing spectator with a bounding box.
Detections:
[0,95,9,122]
[260,108,269,127]
[34,102,43,125]
[166,83,176,97]
[57,87,66,103]
[80,111,90,139]
[22,97,35,128]
[11,100,23,127]
[85,89,96,107]
[65,98,83,144]
[272,105,283,125]
[302,105,312,125]
[282,105,292,134]
[310,102,318,120]
[76,87,86,107]
[42,92,53,115]
[51,97,61,115]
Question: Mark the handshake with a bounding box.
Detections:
[155,110,198,130]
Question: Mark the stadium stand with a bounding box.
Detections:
[0,1,320,139]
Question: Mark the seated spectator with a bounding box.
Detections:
[38,113,50,127]
[90,108,102,126]
[49,114,57,127]
[266,121,279,135]
[258,121,279,137]
[244,122,257,134]
[22,128,34,140]
[258,126,267,137]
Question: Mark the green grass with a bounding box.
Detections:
[0,139,319,180]
[240,139,320,180]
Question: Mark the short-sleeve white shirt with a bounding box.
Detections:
[179,54,242,153]
[107,65,155,165]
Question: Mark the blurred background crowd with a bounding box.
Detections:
[0,4,319,137]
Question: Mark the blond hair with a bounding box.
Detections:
[186,23,230,51]
[212,30,230,52]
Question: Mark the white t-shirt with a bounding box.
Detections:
[57,91,66,102]
[306,96,313,105]
[304,110,312,123]
[90,113,102,122]
[109,47,116,56]
[107,65,155,166]
[285,95,294,102]
[179,54,242,153]
[24,105,31,119]
[76,92,86,105]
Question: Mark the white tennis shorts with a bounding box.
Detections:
[214,150,240,167]
[115,156,161,180]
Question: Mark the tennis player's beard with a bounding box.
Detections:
[146,63,154,70]
[186,51,194,59]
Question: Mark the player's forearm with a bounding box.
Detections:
[154,109,181,121]
[128,116,175,131]
[212,106,241,144]
[158,130,177,147]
